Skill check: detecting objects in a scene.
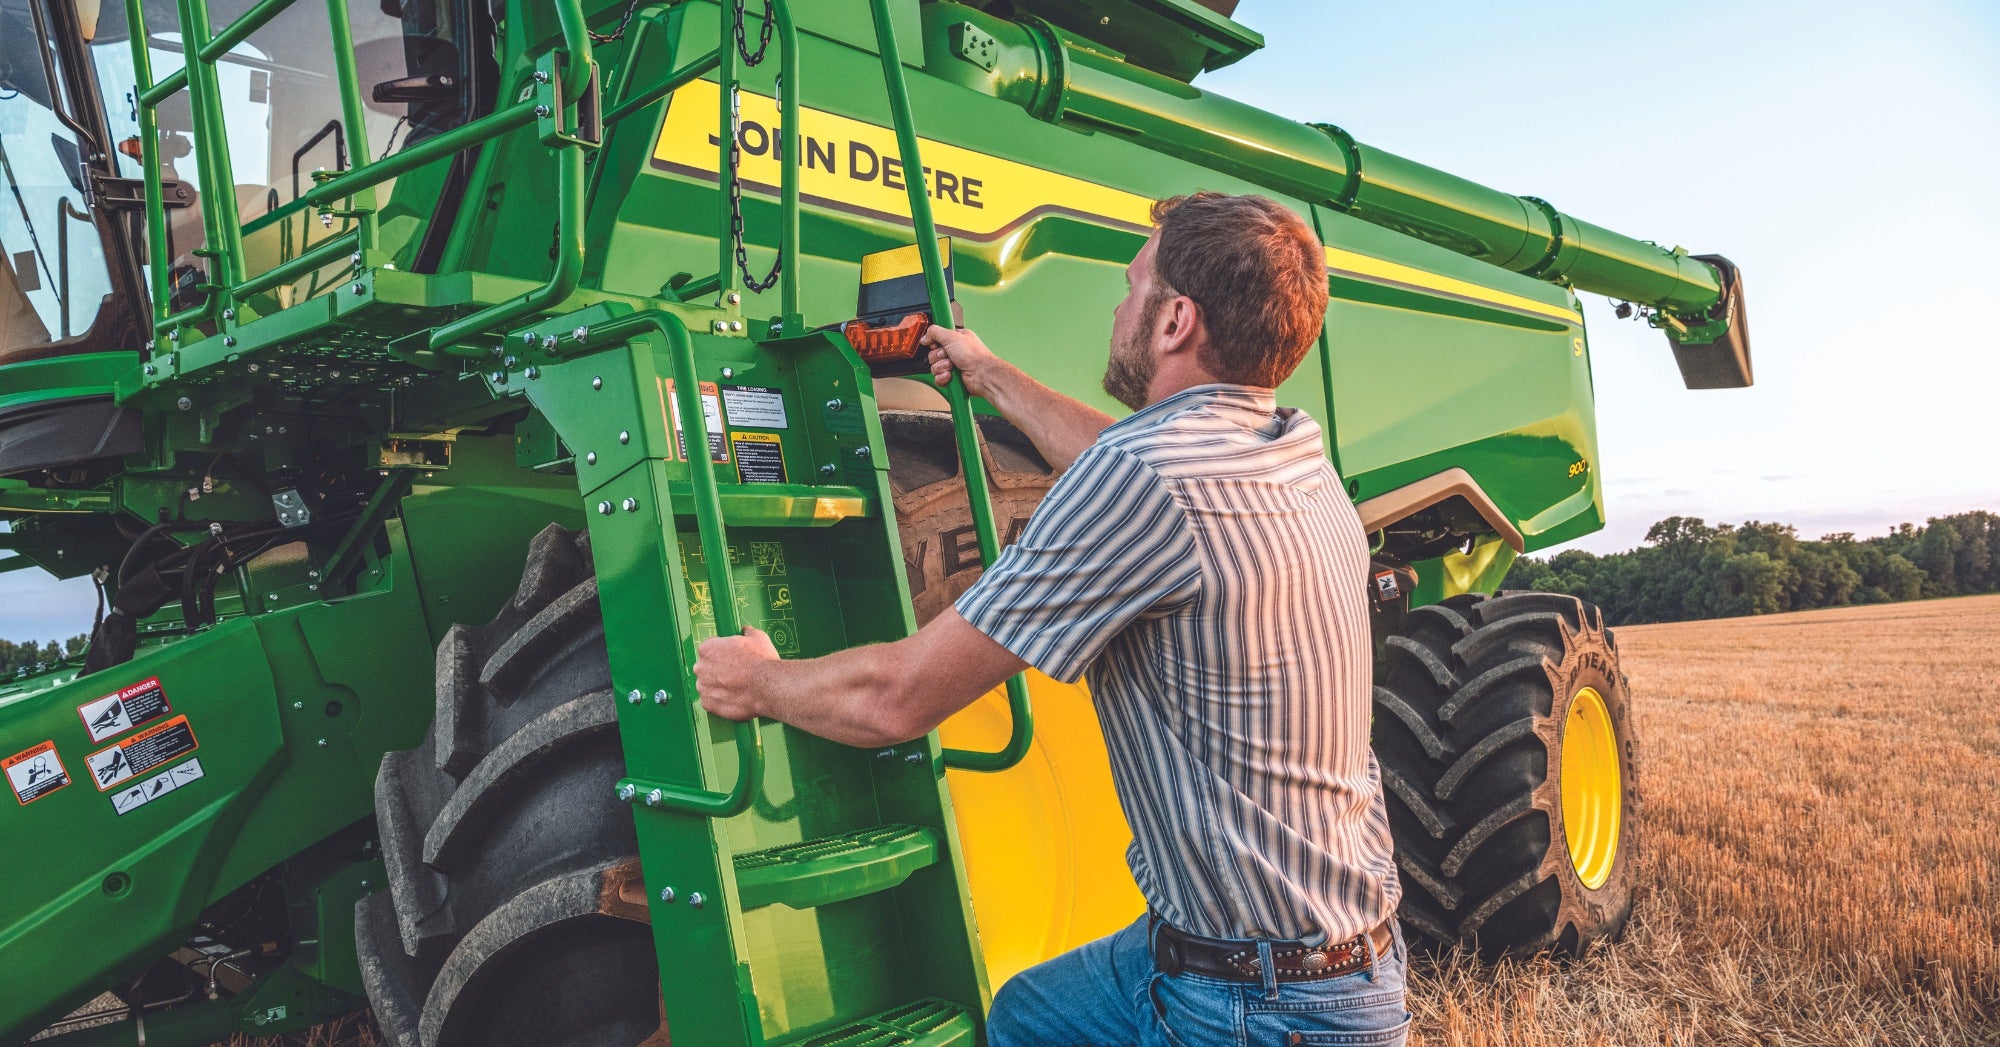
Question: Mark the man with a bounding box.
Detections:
[694,192,1408,1045]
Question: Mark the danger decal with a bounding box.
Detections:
[78,676,174,743]
[109,757,205,817]
[87,715,199,792]
[4,740,71,805]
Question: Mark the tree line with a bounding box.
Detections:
[1,635,88,678]
[1501,510,2000,625]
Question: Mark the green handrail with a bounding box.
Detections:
[866,0,1033,773]
[592,310,766,819]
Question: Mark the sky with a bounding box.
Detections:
[1202,0,2000,554]
[4,0,1999,643]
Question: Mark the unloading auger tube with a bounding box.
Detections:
[951,13,1752,389]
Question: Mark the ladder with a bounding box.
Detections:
[527,1,1038,1041]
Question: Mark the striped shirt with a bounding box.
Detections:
[956,384,1399,943]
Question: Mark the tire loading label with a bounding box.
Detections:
[4,740,71,804]
[78,676,173,743]
[87,715,198,792]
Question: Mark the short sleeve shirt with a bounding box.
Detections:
[955,384,1400,942]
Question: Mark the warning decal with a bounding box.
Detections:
[110,757,204,817]
[88,715,199,792]
[78,676,173,743]
[665,379,731,464]
[4,740,71,805]
[732,432,787,484]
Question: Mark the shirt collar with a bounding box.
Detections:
[1107,383,1280,433]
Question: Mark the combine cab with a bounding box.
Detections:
[0,0,1749,1042]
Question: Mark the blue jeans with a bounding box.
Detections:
[988,916,1411,1046]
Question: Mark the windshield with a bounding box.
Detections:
[0,0,118,355]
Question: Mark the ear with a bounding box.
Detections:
[1155,295,1204,359]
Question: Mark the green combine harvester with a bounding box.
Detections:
[0,0,1750,1042]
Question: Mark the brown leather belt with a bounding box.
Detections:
[1150,916,1393,984]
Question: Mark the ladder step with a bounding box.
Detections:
[735,824,939,912]
[772,998,977,1047]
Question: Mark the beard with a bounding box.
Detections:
[1102,292,1165,410]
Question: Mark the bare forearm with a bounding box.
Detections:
[982,367,1115,471]
[750,643,930,747]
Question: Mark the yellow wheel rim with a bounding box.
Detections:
[1559,686,1622,890]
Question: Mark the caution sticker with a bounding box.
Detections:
[88,715,199,792]
[4,740,71,805]
[732,432,787,484]
[109,757,204,817]
[78,676,174,743]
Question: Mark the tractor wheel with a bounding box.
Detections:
[1371,591,1639,957]
[881,411,1057,624]
[355,525,669,1047]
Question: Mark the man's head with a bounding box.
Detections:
[1104,192,1330,410]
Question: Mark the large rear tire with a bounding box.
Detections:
[1371,591,1639,957]
[356,525,668,1047]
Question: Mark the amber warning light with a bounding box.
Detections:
[843,238,955,378]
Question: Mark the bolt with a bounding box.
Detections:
[144,364,157,376]
[904,752,924,764]
[573,326,590,343]
[146,340,156,351]
[176,396,193,411]
[534,104,552,118]
[534,69,550,83]
[293,701,305,710]
[646,788,663,807]
[351,282,364,295]
[688,892,705,909]
[522,331,538,345]
[504,355,518,369]
[525,366,540,380]
[598,501,615,515]
[627,688,644,704]
[876,749,896,759]
[618,430,630,444]
[712,320,728,333]
[652,689,670,704]
[592,376,603,390]
[222,309,235,321]
[277,425,288,434]
[307,583,319,591]
[819,463,837,476]
[826,398,844,411]
[541,334,559,351]
[622,497,639,512]
[726,291,741,305]
[586,452,598,465]
[730,320,744,333]
[769,321,784,336]
[351,252,363,266]
[659,886,676,903]
[618,783,637,801]
[317,738,329,748]
[223,336,236,347]
[720,366,735,379]
[853,445,872,459]
[247,363,259,372]
[490,371,507,385]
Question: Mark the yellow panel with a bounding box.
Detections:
[859,238,952,284]
[940,672,1145,988]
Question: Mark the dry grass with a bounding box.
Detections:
[1407,594,2000,1046]
[227,598,2000,1046]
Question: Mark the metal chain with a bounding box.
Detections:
[588,0,646,44]
[733,0,775,65]
[727,79,783,293]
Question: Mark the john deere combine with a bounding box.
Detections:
[0,0,1750,1042]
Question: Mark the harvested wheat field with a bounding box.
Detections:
[227,595,2000,1047]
